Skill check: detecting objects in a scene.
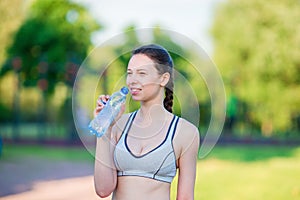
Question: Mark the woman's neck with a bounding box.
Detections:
[136,104,169,126]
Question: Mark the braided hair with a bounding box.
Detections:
[132,44,174,113]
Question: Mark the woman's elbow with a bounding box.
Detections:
[95,185,114,198]
[94,180,116,198]
[177,193,194,200]
[95,190,108,198]
[177,197,194,200]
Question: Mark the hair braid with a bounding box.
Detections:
[164,87,173,113]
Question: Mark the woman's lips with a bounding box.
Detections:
[130,88,141,95]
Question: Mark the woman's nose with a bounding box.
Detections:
[127,74,138,85]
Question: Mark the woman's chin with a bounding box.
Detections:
[131,96,141,101]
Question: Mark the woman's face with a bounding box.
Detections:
[126,54,164,102]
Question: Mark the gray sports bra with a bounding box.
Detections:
[114,111,179,183]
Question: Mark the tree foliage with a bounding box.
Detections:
[212,0,300,135]
[2,0,101,96]
[0,0,26,65]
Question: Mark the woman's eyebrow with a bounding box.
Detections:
[136,68,147,71]
[127,67,148,71]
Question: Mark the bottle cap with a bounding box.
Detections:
[121,87,129,95]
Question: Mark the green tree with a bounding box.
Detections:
[1,0,101,140]
[0,0,27,122]
[2,0,100,94]
[0,0,26,66]
[212,0,300,135]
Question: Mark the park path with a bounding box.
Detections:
[0,155,111,200]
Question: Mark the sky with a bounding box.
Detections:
[75,0,224,55]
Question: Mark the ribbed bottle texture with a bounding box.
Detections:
[88,87,128,137]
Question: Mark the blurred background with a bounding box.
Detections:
[0,0,299,199]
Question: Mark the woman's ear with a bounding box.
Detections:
[160,72,170,87]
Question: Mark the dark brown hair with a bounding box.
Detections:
[132,44,174,113]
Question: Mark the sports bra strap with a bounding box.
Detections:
[167,115,179,141]
[122,111,137,136]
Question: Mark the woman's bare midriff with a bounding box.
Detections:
[112,176,171,200]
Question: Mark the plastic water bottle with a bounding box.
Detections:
[88,87,129,137]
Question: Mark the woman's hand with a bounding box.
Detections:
[93,94,126,125]
[94,95,110,118]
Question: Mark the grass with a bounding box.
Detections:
[172,145,300,200]
[1,144,300,199]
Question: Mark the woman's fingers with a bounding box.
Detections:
[97,95,110,106]
[94,94,110,117]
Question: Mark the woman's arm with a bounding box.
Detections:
[176,124,200,200]
[93,95,124,198]
[94,126,118,198]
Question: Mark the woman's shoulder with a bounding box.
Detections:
[174,116,200,141]
[174,116,200,155]
[112,112,135,133]
[177,116,199,134]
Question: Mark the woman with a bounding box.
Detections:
[94,44,199,200]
